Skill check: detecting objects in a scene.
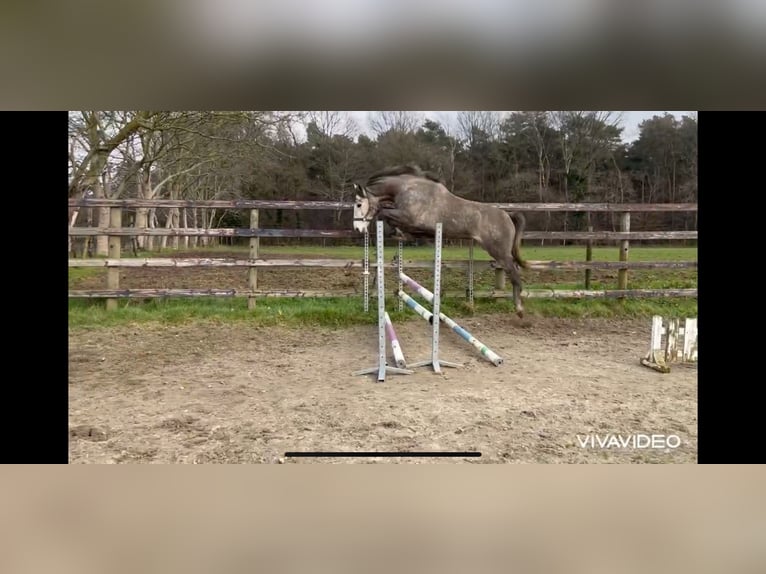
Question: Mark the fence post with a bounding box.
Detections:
[585,225,593,289]
[618,212,630,290]
[106,207,122,311]
[248,209,259,310]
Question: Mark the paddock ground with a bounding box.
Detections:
[68,315,697,463]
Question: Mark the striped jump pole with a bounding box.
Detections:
[397,290,434,324]
[400,271,504,367]
[353,220,414,382]
[384,312,407,368]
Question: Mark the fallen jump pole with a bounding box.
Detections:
[353,220,414,382]
[400,271,504,367]
[397,290,434,324]
[384,312,407,368]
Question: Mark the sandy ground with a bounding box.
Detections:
[68,315,697,463]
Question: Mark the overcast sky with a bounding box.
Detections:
[345,111,695,143]
[616,111,696,141]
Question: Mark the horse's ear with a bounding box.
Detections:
[354,183,369,198]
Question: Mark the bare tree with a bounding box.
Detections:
[434,114,461,191]
[308,111,359,139]
[68,111,156,255]
[455,111,505,201]
[368,111,423,136]
[456,111,503,145]
[549,111,623,199]
[516,112,552,202]
[513,111,553,243]
[304,113,366,224]
[549,111,624,235]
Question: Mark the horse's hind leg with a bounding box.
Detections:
[484,240,526,319]
[506,260,525,319]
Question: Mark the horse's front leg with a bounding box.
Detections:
[378,207,409,229]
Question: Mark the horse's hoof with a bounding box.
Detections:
[516,310,524,319]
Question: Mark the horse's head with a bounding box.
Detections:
[352,183,376,233]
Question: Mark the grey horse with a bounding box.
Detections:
[353,165,529,318]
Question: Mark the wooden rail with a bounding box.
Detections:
[69,227,358,238]
[68,199,697,308]
[68,198,698,212]
[68,258,698,271]
[68,288,698,299]
[69,227,698,241]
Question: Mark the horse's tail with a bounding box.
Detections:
[510,212,529,269]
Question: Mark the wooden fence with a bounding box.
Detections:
[68,199,698,310]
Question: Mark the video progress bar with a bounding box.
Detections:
[284,452,481,458]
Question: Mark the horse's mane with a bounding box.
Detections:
[365,164,443,186]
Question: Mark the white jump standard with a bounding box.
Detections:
[641,315,698,373]
[362,228,370,313]
[353,221,414,382]
[396,223,462,374]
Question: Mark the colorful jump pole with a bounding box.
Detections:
[397,290,434,324]
[384,312,407,368]
[400,271,504,367]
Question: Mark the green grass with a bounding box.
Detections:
[258,243,697,262]
[69,297,357,328]
[118,242,696,262]
[68,267,102,287]
[68,295,697,329]
[69,244,697,329]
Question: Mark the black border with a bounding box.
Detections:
[697,111,762,463]
[3,111,69,463]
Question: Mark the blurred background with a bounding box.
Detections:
[2,466,765,574]
[2,1,764,107]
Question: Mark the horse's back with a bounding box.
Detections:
[366,165,442,186]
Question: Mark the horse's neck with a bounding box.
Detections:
[367,179,402,200]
